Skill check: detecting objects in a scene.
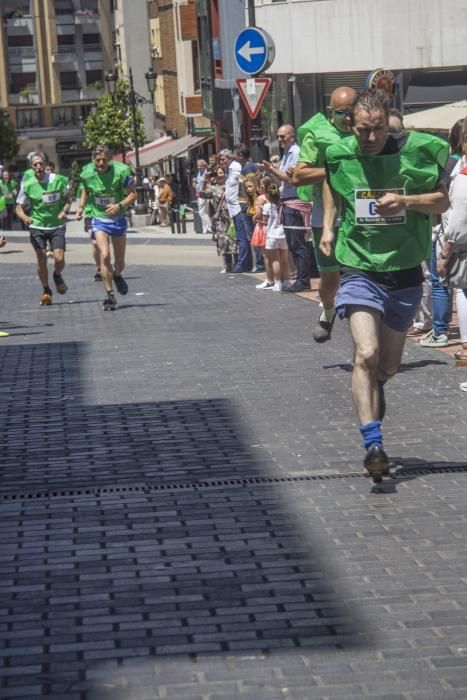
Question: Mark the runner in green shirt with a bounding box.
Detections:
[0,170,18,230]
[320,90,449,483]
[15,152,71,306]
[76,145,136,311]
[293,86,357,342]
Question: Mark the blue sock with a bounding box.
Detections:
[359,420,383,450]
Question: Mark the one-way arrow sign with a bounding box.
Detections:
[234,27,275,75]
[236,77,272,120]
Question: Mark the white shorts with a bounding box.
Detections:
[265,237,288,251]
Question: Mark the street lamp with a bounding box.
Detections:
[105,67,157,215]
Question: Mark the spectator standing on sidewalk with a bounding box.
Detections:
[263,124,313,293]
[219,148,252,273]
[157,177,173,227]
[419,119,463,348]
[194,159,211,234]
[293,86,357,341]
[321,90,449,482]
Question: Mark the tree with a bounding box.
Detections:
[0,111,20,165]
[82,78,145,158]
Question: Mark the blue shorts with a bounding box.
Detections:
[335,273,423,332]
[91,217,127,237]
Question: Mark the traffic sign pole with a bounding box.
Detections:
[234,3,275,163]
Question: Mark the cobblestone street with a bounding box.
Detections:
[1,246,467,699]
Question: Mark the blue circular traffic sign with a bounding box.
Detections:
[234,27,275,76]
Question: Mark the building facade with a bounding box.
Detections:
[147,0,211,140]
[0,0,114,170]
[255,0,467,134]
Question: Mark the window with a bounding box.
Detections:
[9,72,36,92]
[7,35,33,47]
[17,108,41,129]
[59,71,79,89]
[85,70,103,85]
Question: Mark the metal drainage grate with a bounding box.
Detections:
[0,464,467,502]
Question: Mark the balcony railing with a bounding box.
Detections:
[3,16,34,31]
[7,47,35,58]
[61,88,80,102]
[9,92,40,105]
[51,50,77,65]
[74,13,100,25]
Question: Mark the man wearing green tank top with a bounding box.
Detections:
[77,145,136,311]
[15,152,71,306]
[320,91,450,482]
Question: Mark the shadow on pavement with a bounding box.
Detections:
[0,341,371,698]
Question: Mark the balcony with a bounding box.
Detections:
[74,12,100,26]
[51,47,77,65]
[3,16,34,31]
[79,86,103,100]
[61,88,80,102]
[9,91,40,105]
[7,46,35,58]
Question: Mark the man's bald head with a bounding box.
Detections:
[330,86,357,111]
[328,86,357,133]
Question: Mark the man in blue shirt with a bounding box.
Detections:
[263,124,313,292]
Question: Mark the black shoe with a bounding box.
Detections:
[113,274,128,295]
[312,311,336,343]
[53,271,67,295]
[103,291,117,311]
[363,445,390,483]
[94,269,102,282]
[281,282,311,293]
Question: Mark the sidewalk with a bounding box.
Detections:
[0,259,466,699]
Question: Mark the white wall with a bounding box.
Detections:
[255,0,467,75]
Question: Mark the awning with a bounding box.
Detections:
[113,135,172,164]
[125,134,211,168]
[404,100,467,133]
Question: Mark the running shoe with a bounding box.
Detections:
[113,274,128,295]
[103,291,117,311]
[460,382,467,393]
[419,329,448,347]
[53,271,67,295]
[0,331,10,338]
[40,292,52,306]
[256,280,274,289]
[363,445,391,483]
[273,281,283,291]
[312,310,336,343]
[94,269,102,281]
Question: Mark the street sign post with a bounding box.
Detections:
[234,27,275,76]
[236,77,272,120]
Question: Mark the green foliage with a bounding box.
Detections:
[0,112,20,165]
[82,78,145,157]
[70,160,82,196]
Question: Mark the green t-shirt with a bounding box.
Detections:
[0,179,18,203]
[20,173,69,229]
[326,131,449,272]
[296,113,350,216]
[77,182,92,216]
[80,161,133,220]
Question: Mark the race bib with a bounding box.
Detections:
[354,189,406,225]
[42,191,60,205]
[95,194,115,207]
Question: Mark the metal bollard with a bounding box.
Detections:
[169,207,176,234]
